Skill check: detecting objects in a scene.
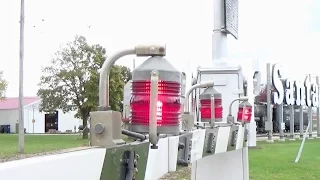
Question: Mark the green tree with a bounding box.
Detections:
[0,71,8,99]
[37,35,127,139]
[120,65,132,83]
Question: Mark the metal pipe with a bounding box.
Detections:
[121,129,146,141]
[210,95,215,127]
[279,103,284,140]
[295,119,311,163]
[290,105,295,139]
[125,151,135,180]
[308,74,313,139]
[191,76,197,114]
[184,81,214,113]
[308,106,313,138]
[149,70,159,148]
[299,106,304,138]
[228,97,249,116]
[266,63,273,141]
[98,48,135,109]
[194,124,205,129]
[98,45,166,110]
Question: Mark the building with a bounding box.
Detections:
[0,97,81,133]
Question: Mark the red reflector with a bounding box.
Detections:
[200,98,223,121]
[130,80,181,126]
[237,107,252,123]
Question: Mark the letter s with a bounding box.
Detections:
[272,64,284,104]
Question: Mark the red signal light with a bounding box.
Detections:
[199,87,223,122]
[199,98,223,122]
[237,101,252,123]
[130,80,181,133]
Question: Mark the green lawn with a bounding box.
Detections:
[1,134,320,180]
[0,134,88,159]
[249,139,320,180]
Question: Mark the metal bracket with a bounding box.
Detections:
[227,125,239,151]
[265,121,273,131]
[182,113,194,131]
[100,141,150,180]
[212,26,227,33]
[177,132,193,166]
[202,128,218,157]
[90,110,125,147]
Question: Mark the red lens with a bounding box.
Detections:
[200,98,223,120]
[237,107,252,123]
[130,80,181,126]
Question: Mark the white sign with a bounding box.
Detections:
[271,64,319,107]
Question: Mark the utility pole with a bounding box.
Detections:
[212,0,228,60]
[18,0,25,153]
[133,58,136,69]
[266,63,273,142]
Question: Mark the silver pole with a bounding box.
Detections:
[98,48,135,109]
[184,81,214,113]
[299,106,304,139]
[18,0,25,153]
[308,106,313,139]
[266,63,273,141]
[308,74,313,139]
[210,95,215,127]
[279,103,285,140]
[294,119,311,163]
[289,105,295,140]
[149,70,159,148]
[212,0,227,61]
[316,76,320,138]
[133,58,136,69]
[32,106,35,134]
[98,45,166,110]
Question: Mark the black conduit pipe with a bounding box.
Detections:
[122,129,147,141]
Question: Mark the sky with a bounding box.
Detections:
[0,0,319,97]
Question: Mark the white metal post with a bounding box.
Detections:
[299,106,304,139]
[266,63,273,142]
[279,103,285,141]
[18,0,25,153]
[308,107,313,139]
[289,105,295,140]
[308,74,313,139]
[32,105,35,134]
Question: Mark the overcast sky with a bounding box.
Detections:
[0,0,319,97]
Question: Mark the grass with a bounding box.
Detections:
[0,134,88,159]
[249,139,320,180]
[163,139,320,180]
[1,134,320,179]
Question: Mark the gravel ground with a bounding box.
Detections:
[0,146,92,163]
[159,166,191,180]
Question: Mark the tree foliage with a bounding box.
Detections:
[120,65,132,83]
[37,35,130,138]
[255,86,267,103]
[254,84,275,104]
[0,71,8,99]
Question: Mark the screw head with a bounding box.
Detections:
[94,123,104,134]
[150,47,155,52]
[135,154,140,159]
